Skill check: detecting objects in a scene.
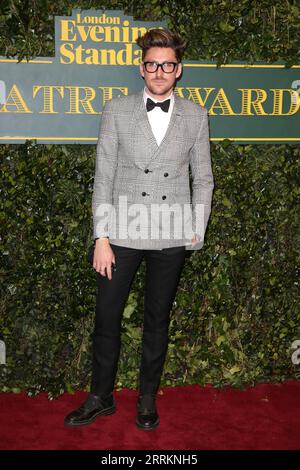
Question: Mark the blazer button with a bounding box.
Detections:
[162,195,166,200]
[142,191,147,196]
[144,169,149,173]
[164,172,169,177]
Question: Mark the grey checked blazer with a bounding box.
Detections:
[92,89,214,250]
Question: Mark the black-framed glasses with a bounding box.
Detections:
[143,61,178,73]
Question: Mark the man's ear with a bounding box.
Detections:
[140,63,144,78]
[176,63,183,79]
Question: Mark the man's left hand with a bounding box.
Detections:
[191,234,200,247]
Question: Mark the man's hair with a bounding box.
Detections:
[136,28,187,63]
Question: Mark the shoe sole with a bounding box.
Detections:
[64,405,116,427]
[135,417,160,431]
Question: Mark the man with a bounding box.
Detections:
[64,28,214,430]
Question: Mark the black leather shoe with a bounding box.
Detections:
[136,394,159,431]
[64,393,116,427]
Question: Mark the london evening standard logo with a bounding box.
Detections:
[56,9,166,66]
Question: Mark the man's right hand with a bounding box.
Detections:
[93,238,115,280]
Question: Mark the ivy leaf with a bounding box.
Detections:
[229,366,241,375]
[218,21,236,33]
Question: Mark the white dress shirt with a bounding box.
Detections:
[143,87,174,146]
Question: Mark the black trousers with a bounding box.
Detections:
[91,243,187,396]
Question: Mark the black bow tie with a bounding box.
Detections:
[146,97,171,113]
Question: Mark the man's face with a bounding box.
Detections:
[139,47,182,100]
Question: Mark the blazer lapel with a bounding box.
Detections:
[134,90,158,157]
[156,94,183,148]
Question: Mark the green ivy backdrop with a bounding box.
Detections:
[0,0,299,397]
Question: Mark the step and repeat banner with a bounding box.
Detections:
[0,9,299,144]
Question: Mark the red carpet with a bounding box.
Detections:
[1,381,300,450]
